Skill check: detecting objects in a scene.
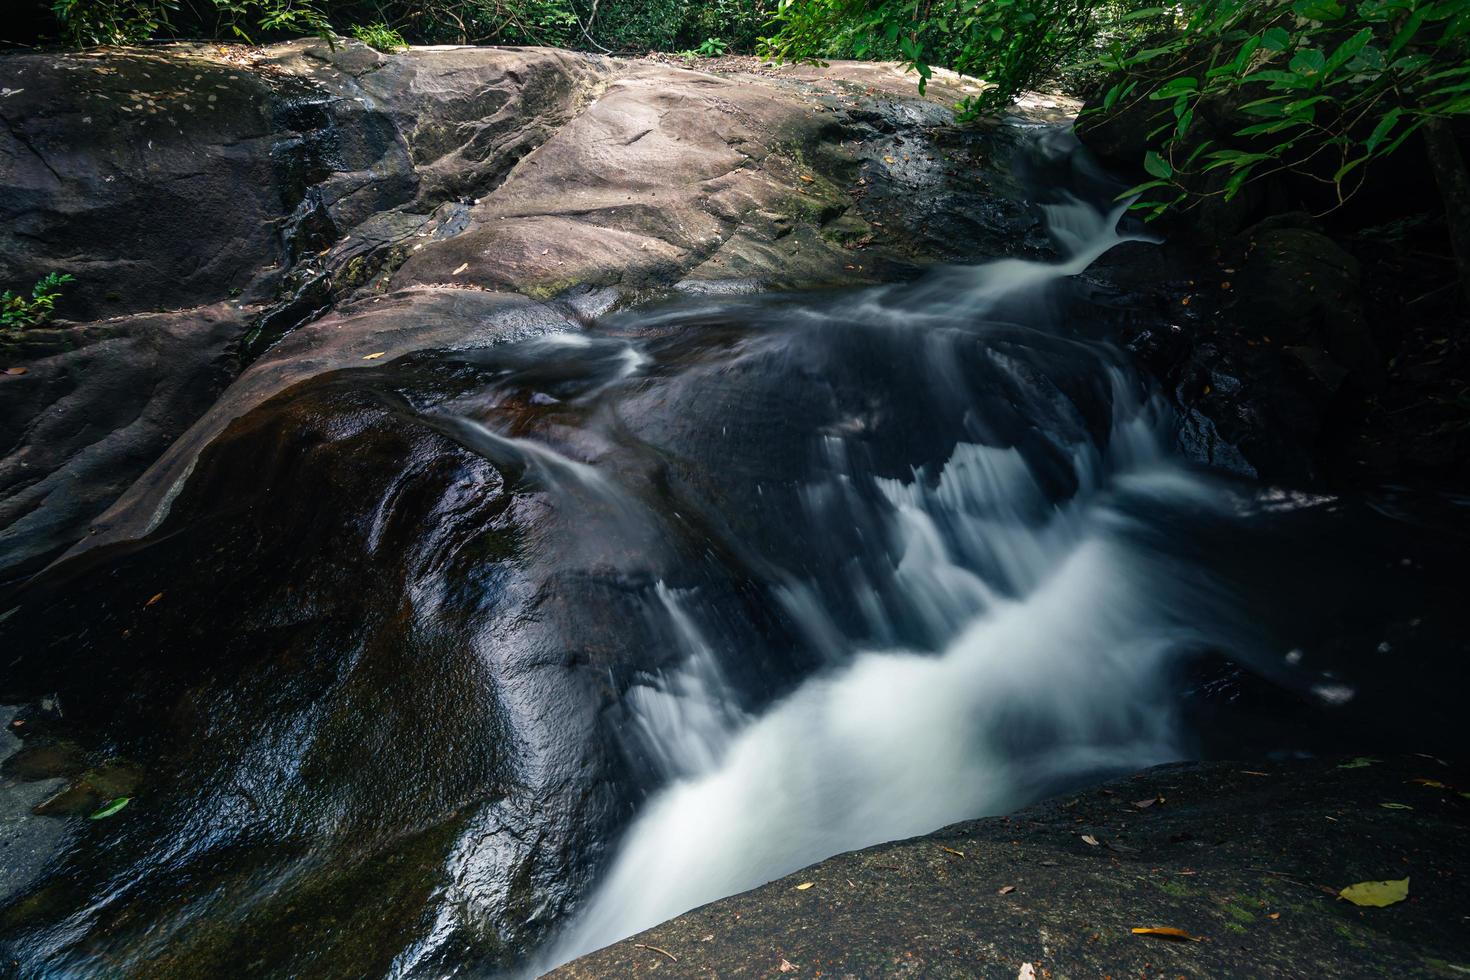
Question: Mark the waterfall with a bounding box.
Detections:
[525,189,1240,973]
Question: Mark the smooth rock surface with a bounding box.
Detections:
[552,756,1470,979]
[0,41,1041,584]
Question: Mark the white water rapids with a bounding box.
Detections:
[517,194,1251,974]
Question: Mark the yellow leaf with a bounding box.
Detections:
[145,592,164,607]
[940,846,965,857]
[3,367,26,376]
[363,352,386,360]
[795,881,814,890]
[1131,927,1202,942]
[1339,878,1408,907]
[799,174,814,183]
[452,262,469,275]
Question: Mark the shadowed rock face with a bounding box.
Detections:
[0,370,638,976]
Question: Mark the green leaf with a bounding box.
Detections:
[1292,0,1345,20]
[1117,178,1173,200]
[1339,877,1409,907]
[1262,26,1292,52]
[1149,76,1199,99]
[90,797,131,820]
[1290,48,1327,76]
[1388,8,1425,57]
[1326,28,1374,73]
[1144,150,1173,179]
[1365,107,1402,152]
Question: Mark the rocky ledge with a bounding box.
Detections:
[553,755,1470,979]
[0,41,1061,585]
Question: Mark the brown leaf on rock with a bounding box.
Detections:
[362,351,386,360]
[998,884,1016,895]
[1081,834,1100,846]
[4,367,27,375]
[144,592,164,607]
[779,957,798,973]
[1131,927,1202,942]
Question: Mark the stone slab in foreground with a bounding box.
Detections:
[551,756,1470,978]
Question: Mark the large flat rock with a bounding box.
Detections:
[552,756,1470,979]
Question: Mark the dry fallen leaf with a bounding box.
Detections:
[998,884,1016,895]
[1380,802,1413,810]
[1081,834,1100,846]
[1018,963,1037,980]
[362,351,386,360]
[779,958,798,973]
[451,262,469,275]
[1339,877,1409,907]
[145,592,165,607]
[795,882,814,890]
[1133,797,1157,809]
[799,174,815,183]
[940,846,965,858]
[1268,912,1280,919]
[3,367,27,375]
[883,155,896,164]
[1131,927,1202,942]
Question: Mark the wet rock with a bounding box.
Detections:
[0,303,246,582]
[0,708,69,906]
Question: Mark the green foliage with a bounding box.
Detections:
[762,0,1158,113]
[350,20,407,50]
[763,0,1468,218]
[51,0,334,46]
[697,36,730,56]
[1,273,75,336]
[50,0,171,45]
[1101,0,1470,218]
[42,0,770,52]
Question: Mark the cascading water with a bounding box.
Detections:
[3,126,1463,980]
[511,190,1251,974]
